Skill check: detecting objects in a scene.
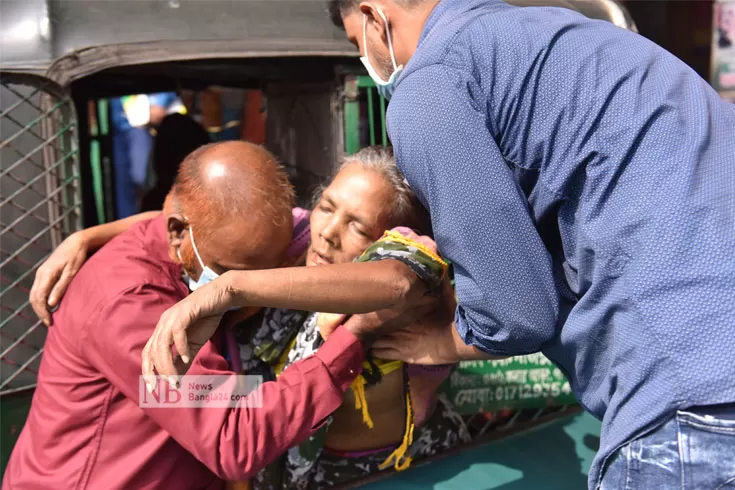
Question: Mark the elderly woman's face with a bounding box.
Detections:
[307,163,394,267]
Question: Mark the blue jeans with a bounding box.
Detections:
[113,127,152,219]
[598,405,735,489]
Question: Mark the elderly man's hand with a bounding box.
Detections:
[30,231,89,326]
[141,277,233,390]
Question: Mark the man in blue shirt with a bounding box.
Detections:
[109,92,179,218]
[329,0,735,488]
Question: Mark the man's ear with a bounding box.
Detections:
[360,2,388,43]
[167,214,188,253]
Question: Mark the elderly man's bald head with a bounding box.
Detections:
[173,141,293,228]
[167,141,294,280]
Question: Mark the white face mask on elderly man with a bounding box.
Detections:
[177,226,220,292]
[361,8,404,101]
[177,226,241,311]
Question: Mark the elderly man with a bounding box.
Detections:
[321,1,735,489]
[4,141,410,490]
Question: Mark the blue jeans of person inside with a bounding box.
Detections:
[113,126,153,219]
[598,404,735,489]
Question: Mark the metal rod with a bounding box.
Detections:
[0,152,76,210]
[0,99,65,151]
[0,301,35,323]
[5,131,62,175]
[0,298,39,331]
[0,204,76,271]
[42,93,64,245]
[0,322,43,360]
[4,199,58,228]
[379,95,388,146]
[501,409,524,429]
[0,219,57,255]
[0,179,79,243]
[0,84,44,119]
[0,384,39,396]
[0,253,52,306]
[3,111,47,144]
[4,169,63,203]
[0,348,43,390]
[0,124,74,179]
[367,87,376,146]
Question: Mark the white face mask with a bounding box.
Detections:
[360,8,404,100]
[177,226,240,310]
[177,226,219,291]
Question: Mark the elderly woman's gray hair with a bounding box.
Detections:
[315,145,431,235]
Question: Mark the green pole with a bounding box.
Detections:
[89,101,106,224]
[344,77,360,155]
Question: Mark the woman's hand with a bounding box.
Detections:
[30,231,90,326]
[141,275,236,390]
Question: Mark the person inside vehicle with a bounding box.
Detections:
[140,113,210,212]
[9,141,439,490]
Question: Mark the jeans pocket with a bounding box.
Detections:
[677,408,735,489]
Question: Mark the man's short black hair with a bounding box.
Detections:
[327,0,350,29]
[327,0,425,29]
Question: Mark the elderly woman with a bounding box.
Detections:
[31,146,470,489]
[227,146,469,489]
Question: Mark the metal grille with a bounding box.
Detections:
[0,73,81,395]
[343,75,388,155]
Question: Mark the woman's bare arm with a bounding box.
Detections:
[83,211,161,250]
[143,261,436,380]
[225,260,428,314]
[30,211,161,325]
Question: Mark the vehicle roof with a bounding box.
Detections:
[0,0,636,86]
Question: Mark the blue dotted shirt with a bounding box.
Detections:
[387,0,735,485]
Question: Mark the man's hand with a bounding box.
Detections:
[141,276,234,390]
[30,231,89,326]
[371,278,500,364]
[342,299,436,348]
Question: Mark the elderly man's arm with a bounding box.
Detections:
[387,64,561,357]
[30,211,160,325]
[84,284,364,481]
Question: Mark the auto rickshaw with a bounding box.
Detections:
[0,0,636,486]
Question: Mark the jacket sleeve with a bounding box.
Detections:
[84,283,363,480]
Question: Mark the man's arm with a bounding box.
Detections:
[387,64,561,357]
[84,211,162,250]
[84,284,363,481]
[30,211,161,325]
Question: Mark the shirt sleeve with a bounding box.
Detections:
[387,63,560,356]
[83,283,364,480]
